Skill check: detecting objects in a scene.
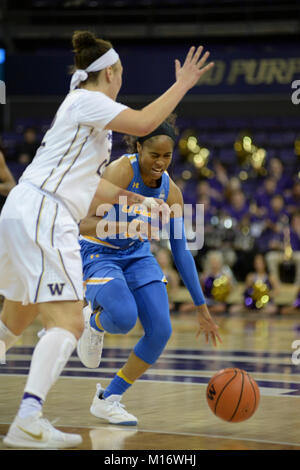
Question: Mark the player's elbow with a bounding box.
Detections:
[134,114,160,137]
[134,123,154,137]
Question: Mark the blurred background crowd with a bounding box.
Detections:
[0,0,299,316]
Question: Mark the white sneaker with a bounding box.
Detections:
[90,384,138,426]
[77,304,104,368]
[3,412,82,449]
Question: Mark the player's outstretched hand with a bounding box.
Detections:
[195,303,222,347]
[175,46,214,91]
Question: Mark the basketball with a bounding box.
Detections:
[206,368,260,423]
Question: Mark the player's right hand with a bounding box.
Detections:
[195,303,222,347]
[175,46,214,91]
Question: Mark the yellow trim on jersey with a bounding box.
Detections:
[85,278,114,285]
[117,369,134,385]
[128,154,137,162]
[82,236,120,249]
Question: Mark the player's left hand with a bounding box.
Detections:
[195,304,222,347]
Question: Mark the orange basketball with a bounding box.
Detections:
[206,368,260,423]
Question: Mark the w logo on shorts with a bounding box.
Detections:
[47,283,65,296]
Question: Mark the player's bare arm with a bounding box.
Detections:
[105,46,214,137]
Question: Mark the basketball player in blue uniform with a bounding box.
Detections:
[77,118,222,425]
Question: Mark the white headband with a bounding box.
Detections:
[70,48,119,91]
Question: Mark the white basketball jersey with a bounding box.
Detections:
[20,89,128,222]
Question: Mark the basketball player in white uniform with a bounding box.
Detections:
[0,31,214,448]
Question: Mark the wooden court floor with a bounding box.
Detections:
[1,312,300,451]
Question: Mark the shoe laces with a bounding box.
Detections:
[38,415,57,430]
[41,417,53,429]
[111,401,125,411]
[32,415,58,437]
[105,400,127,416]
[39,416,69,441]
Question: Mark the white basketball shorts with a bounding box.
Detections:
[0,182,84,305]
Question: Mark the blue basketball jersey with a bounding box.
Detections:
[80,153,170,251]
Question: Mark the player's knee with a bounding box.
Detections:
[153,319,172,349]
[135,320,172,365]
[115,306,138,334]
[105,295,138,334]
[160,321,173,345]
[41,303,84,340]
[63,309,84,340]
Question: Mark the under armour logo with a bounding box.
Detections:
[48,283,65,296]
[132,182,139,189]
[207,383,216,401]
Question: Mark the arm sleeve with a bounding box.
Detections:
[169,217,206,306]
[71,91,128,130]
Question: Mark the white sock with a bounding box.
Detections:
[18,397,43,419]
[0,319,20,351]
[23,327,77,402]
